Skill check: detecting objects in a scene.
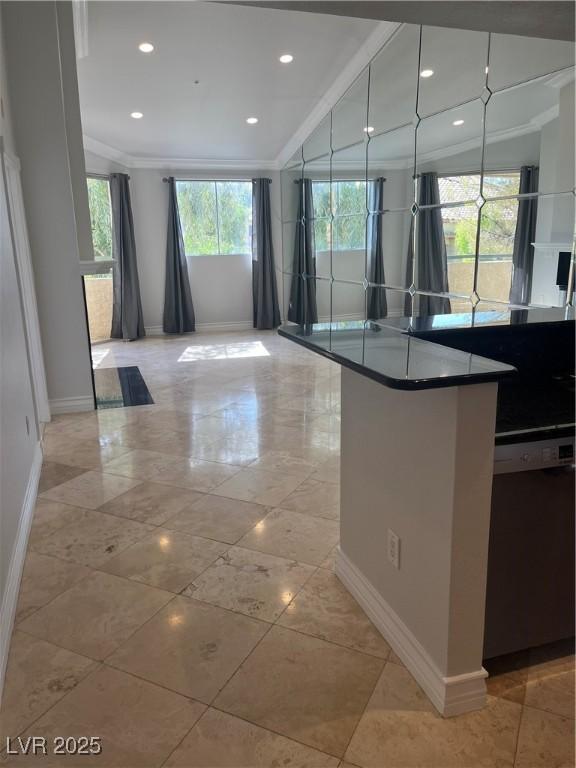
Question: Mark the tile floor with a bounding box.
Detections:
[1,331,574,767]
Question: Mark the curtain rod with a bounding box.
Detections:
[88,172,131,181]
[293,178,386,183]
[162,177,271,183]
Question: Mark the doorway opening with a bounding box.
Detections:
[84,176,153,410]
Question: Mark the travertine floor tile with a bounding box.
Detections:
[319,546,338,571]
[15,552,91,624]
[237,508,339,566]
[523,641,575,719]
[165,708,339,767]
[165,494,270,544]
[40,470,141,510]
[515,705,575,768]
[190,436,261,466]
[278,569,389,658]
[310,455,340,485]
[484,650,530,706]
[215,625,384,757]
[280,478,340,520]
[37,462,86,494]
[247,451,317,478]
[212,467,304,507]
[154,458,241,492]
[107,596,268,703]
[344,662,521,768]
[98,481,202,526]
[28,499,87,547]
[15,666,205,767]
[0,632,97,744]
[19,571,172,660]
[184,546,315,621]
[7,332,559,768]
[43,440,131,472]
[101,529,227,592]
[31,510,154,567]
[100,449,181,480]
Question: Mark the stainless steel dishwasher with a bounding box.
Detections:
[483,377,575,658]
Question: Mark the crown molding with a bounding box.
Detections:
[297,120,543,173]
[546,68,575,89]
[129,155,278,171]
[530,104,560,128]
[274,20,400,169]
[83,136,278,171]
[83,135,132,167]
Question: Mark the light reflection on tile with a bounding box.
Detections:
[107,596,268,703]
[165,494,270,544]
[101,528,227,592]
[184,546,315,621]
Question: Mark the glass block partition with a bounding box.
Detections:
[280,25,575,327]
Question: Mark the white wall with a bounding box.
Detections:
[0,3,42,694]
[4,1,94,412]
[123,167,283,332]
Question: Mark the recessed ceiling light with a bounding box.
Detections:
[138,42,154,53]
[130,111,143,119]
[452,119,464,126]
[246,117,259,125]
[364,126,375,133]
[420,69,434,78]
[279,53,294,64]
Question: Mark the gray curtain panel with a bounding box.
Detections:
[163,177,196,334]
[366,177,387,320]
[509,165,539,305]
[252,178,281,329]
[404,172,451,316]
[110,173,145,340]
[288,178,318,325]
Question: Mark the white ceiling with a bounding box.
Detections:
[77,1,375,164]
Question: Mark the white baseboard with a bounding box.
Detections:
[145,321,255,336]
[335,548,487,717]
[0,443,42,699]
[50,395,94,416]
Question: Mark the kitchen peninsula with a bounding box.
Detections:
[279,308,575,717]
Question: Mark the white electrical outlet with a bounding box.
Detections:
[387,529,400,570]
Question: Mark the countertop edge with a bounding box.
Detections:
[277,327,517,391]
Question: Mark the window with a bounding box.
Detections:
[86,176,113,261]
[176,180,252,256]
[312,180,366,252]
[438,172,520,261]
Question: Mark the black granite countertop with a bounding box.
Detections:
[278,307,574,391]
[278,321,516,390]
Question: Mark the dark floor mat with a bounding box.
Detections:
[93,366,154,409]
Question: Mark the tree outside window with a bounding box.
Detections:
[176,180,252,256]
[86,177,113,261]
[312,180,366,252]
[438,173,520,261]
